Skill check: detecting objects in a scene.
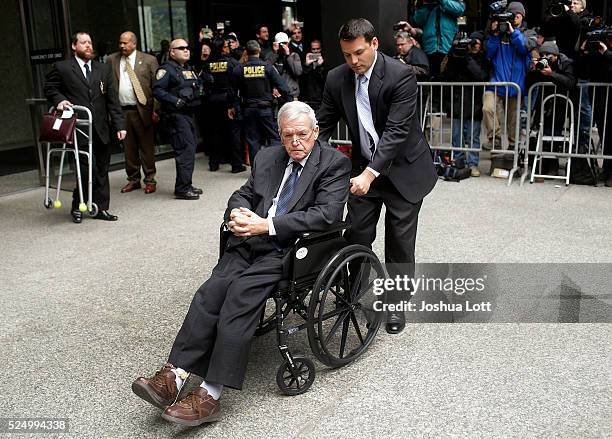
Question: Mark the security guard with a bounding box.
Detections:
[202,38,245,173]
[153,38,204,200]
[234,40,291,163]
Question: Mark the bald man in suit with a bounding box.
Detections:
[108,31,159,194]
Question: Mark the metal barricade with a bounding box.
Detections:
[522,82,612,186]
[419,82,522,186]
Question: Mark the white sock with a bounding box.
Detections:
[199,380,223,400]
[171,368,186,391]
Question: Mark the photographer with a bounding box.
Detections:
[394,30,430,81]
[526,42,577,175]
[580,34,612,186]
[413,0,466,79]
[269,32,302,100]
[441,31,490,176]
[300,39,327,110]
[483,1,531,150]
[541,0,594,61]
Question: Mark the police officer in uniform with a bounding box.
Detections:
[202,38,245,173]
[234,40,291,163]
[153,38,204,200]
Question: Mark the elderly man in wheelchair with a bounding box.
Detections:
[132,101,385,427]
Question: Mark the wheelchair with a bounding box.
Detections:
[220,222,386,396]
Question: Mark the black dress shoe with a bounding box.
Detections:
[71,210,83,224]
[94,210,118,221]
[190,186,203,195]
[385,312,406,334]
[174,190,200,200]
[231,165,246,174]
[209,163,219,172]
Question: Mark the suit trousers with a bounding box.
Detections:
[72,129,111,211]
[123,109,156,183]
[168,113,196,193]
[168,237,283,390]
[345,175,422,306]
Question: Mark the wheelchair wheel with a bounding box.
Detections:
[276,356,315,396]
[307,245,384,368]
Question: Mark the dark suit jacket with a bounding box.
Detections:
[317,52,437,204]
[224,141,351,248]
[44,57,124,144]
[107,51,159,126]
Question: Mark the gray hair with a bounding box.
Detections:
[277,101,318,131]
[394,31,411,40]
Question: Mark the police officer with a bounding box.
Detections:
[234,40,291,163]
[153,38,204,200]
[203,38,245,173]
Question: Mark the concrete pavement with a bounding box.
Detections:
[1,154,610,438]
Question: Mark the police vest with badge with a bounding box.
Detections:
[235,56,290,108]
[203,55,240,107]
[153,59,207,113]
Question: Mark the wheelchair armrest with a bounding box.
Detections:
[294,221,350,244]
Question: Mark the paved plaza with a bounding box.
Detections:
[1,154,610,438]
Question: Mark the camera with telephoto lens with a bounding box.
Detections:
[547,0,572,18]
[535,57,550,70]
[586,27,612,51]
[492,12,514,33]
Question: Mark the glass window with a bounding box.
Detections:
[138,0,187,53]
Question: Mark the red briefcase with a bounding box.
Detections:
[39,110,77,144]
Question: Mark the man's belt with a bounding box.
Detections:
[121,105,138,111]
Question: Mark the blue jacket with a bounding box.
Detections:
[485,30,531,97]
[413,0,465,55]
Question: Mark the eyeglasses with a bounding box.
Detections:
[171,46,190,51]
[291,31,302,35]
[281,129,314,143]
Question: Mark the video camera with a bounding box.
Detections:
[489,0,507,14]
[491,12,515,33]
[450,32,473,58]
[434,153,471,182]
[586,27,612,51]
[547,0,572,18]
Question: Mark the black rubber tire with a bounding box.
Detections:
[276,356,316,396]
[307,244,384,368]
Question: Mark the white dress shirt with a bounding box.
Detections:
[118,51,138,106]
[75,56,92,79]
[267,153,311,235]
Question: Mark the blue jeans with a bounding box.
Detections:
[452,119,481,167]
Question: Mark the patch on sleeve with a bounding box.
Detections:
[156,69,167,80]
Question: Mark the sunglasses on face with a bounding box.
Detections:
[171,46,190,51]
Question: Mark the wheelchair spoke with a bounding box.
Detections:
[349,260,367,300]
[349,311,365,345]
[324,310,350,346]
[339,314,350,359]
[324,281,351,308]
[319,306,347,322]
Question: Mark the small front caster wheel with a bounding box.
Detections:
[276,356,315,396]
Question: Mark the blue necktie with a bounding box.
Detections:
[275,162,301,217]
[356,74,377,160]
[84,63,91,82]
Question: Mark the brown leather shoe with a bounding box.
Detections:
[121,181,142,193]
[161,387,220,426]
[132,363,179,409]
[144,183,156,194]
